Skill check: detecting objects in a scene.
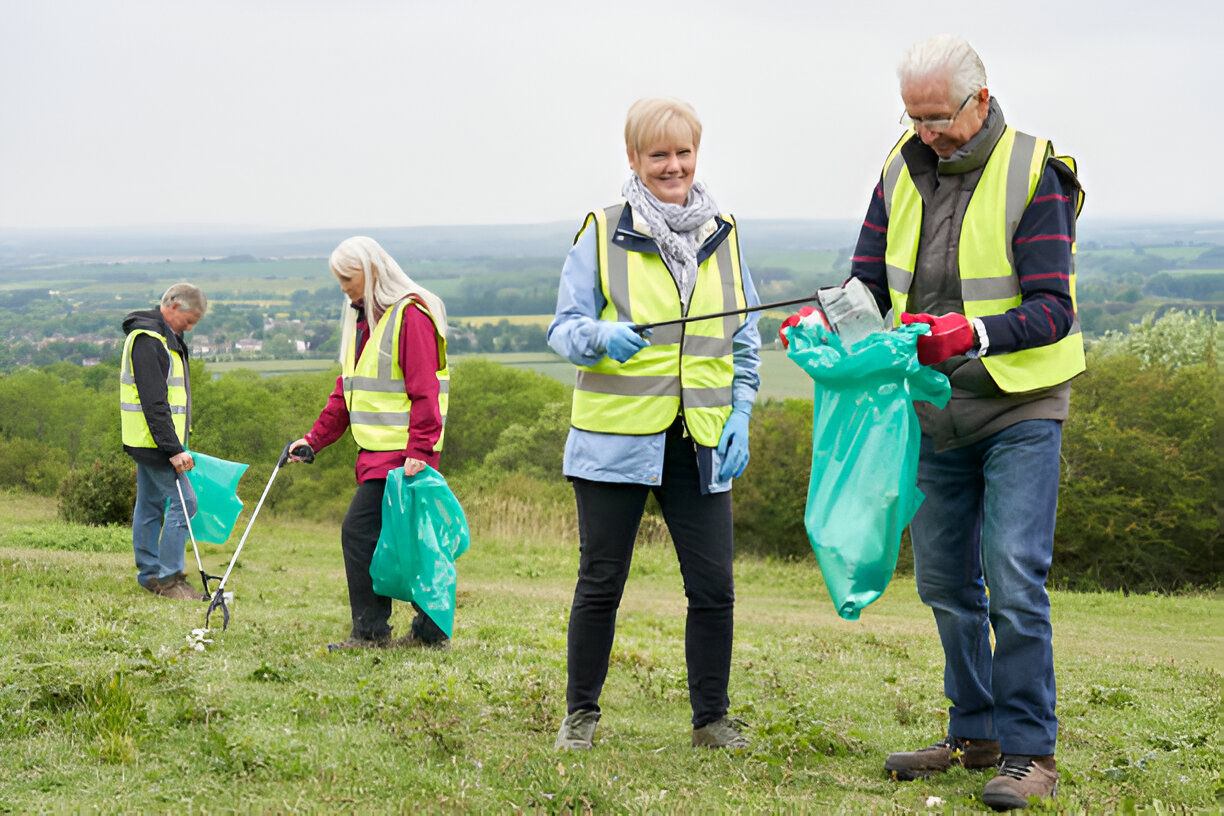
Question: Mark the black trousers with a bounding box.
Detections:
[340,478,446,642]
[565,422,736,728]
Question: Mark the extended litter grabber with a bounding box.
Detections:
[205,441,314,629]
[631,279,885,347]
[175,474,222,598]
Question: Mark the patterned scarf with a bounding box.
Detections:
[621,175,720,309]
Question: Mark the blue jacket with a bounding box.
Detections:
[548,209,762,492]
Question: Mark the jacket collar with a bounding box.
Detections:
[612,202,731,266]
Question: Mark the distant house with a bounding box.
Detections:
[81,358,101,367]
[235,338,263,352]
[295,340,307,352]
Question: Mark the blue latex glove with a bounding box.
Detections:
[716,409,751,480]
[602,322,650,363]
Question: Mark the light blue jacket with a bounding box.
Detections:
[547,211,762,492]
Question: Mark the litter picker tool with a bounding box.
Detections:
[630,293,819,334]
[205,441,314,629]
[176,474,222,597]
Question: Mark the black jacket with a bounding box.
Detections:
[122,308,191,464]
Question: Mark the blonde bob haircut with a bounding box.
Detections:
[624,97,702,157]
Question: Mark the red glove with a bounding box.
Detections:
[900,312,975,365]
[779,306,830,349]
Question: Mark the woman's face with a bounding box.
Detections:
[334,261,366,304]
[628,130,698,205]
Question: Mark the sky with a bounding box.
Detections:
[1,0,1220,231]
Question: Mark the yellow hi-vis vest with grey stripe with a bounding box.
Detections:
[119,329,187,448]
[881,127,1085,393]
[343,298,449,452]
[570,203,746,447]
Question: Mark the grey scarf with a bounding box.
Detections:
[621,175,720,309]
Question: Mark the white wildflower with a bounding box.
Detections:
[925,796,944,807]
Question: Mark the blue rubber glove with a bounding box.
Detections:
[716,409,751,480]
[602,322,650,363]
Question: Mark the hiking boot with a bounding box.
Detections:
[152,574,208,601]
[692,716,750,749]
[885,735,1001,781]
[982,755,1058,811]
[554,709,600,750]
[326,636,391,652]
[386,633,450,651]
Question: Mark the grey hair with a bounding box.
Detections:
[160,282,207,316]
[897,34,987,100]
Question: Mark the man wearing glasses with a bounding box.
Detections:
[843,34,1083,811]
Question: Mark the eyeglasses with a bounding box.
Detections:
[899,92,976,132]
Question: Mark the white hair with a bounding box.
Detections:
[161,282,207,316]
[329,236,447,365]
[897,34,987,101]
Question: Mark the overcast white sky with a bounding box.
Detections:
[1,0,1219,230]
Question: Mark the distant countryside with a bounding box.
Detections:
[0,219,1220,376]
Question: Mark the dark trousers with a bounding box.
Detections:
[340,478,446,642]
[566,423,736,728]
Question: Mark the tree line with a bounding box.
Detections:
[0,311,1217,594]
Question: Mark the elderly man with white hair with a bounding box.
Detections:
[841,34,1084,810]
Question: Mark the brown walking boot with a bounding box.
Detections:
[885,735,1001,781]
[981,754,1058,811]
[147,573,207,601]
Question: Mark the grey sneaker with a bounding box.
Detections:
[885,735,1000,781]
[981,754,1058,811]
[692,716,750,749]
[555,709,600,750]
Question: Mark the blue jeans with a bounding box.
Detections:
[132,460,196,586]
[910,419,1061,756]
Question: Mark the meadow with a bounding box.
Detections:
[0,488,1218,813]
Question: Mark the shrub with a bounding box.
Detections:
[731,400,813,559]
[0,437,70,495]
[58,459,136,526]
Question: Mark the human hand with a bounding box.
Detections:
[602,322,650,363]
[779,306,820,349]
[403,457,427,477]
[716,410,751,480]
[170,451,194,474]
[286,438,314,464]
[900,312,975,365]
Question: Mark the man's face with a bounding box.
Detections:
[901,74,989,159]
[162,302,201,334]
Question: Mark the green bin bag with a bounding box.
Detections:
[785,322,950,620]
[185,451,250,545]
[370,466,470,638]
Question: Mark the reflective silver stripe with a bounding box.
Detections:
[438,379,450,393]
[683,334,733,358]
[684,385,733,409]
[575,370,681,398]
[349,410,411,425]
[882,153,905,220]
[120,374,136,384]
[886,263,913,296]
[961,275,1021,302]
[650,325,683,346]
[1005,131,1039,269]
[120,402,143,411]
[376,302,406,379]
[345,376,403,393]
[714,237,739,338]
[169,405,186,414]
[604,205,633,323]
[167,377,185,386]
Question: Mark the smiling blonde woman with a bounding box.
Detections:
[547,98,763,751]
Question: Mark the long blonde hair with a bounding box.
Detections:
[329,236,447,364]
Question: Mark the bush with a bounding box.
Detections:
[1056,312,1221,592]
[731,400,813,559]
[483,401,569,479]
[0,437,70,495]
[58,459,136,526]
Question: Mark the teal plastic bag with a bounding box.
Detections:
[785,322,950,620]
[185,451,250,544]
[370,466,470,638]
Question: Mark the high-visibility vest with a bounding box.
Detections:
[570,203,746,447]
[119,329,188,448]
[881,127,1086,393]
[343,298,449,452]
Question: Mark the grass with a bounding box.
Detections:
[0,488,1219,813]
